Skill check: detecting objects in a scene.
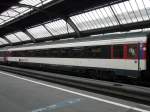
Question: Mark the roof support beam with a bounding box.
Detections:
[14,33,22,42]
[42,24,55,37]
[10,8,21,14]
[64,17,80,38]
[2,36,13,45]
[22,30,36,43]
[109,5,121,26]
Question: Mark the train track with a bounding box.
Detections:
[0,65,150,105]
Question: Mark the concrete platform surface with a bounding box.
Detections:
[0,70,150,112]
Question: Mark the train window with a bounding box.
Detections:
[113,45,124,58]
[49,48,59,57]
[86,45,111,58]
[13,51,18,57]
[44,49,50,57]
[127,44,137,59]
[22,50,28,57]
[100,46,111,58]
[0,52,4,56]
[8,45,111,59]
[35,50,42,57]
[89,47,102,58]
[63,48,72,58]
[71,47,84,58]
[11,51,14,57]
[58,48,65,57]
[0,52,3,56]
[30,50,34,57]
[18,51,22,57]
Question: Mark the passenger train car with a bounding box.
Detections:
[0,32,150,79]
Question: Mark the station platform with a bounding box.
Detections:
[0,70,150,112]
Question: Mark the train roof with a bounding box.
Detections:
[0,31,148,51]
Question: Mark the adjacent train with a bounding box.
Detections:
[0,32,150,79]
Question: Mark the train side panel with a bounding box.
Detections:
[0,36,148,80]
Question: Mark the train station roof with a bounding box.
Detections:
[0,0,150,47]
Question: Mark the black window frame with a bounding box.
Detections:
[113,44,124,59]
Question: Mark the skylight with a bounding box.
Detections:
[27,25,52,38]
[70,0,150,31]
[19,0,53,7]
[5,34,21,43]
[0,6,31,25]
[45,19,74,36]
[111,0,150,23]
[0,0,53,25]
[19,0,42,7]
[14,31,31,41]
[0,38,8,44]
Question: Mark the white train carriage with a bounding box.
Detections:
[0,32,149,79]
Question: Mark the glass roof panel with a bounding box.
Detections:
[42,0,53,5]
[11,6,30,14]
[20,0,53,7]
[0,6,32,26]
[71,0,150,31]
[135,0,150,21]
[126,0,143,21]
[112,3,132,24]
[111,0,150,24]
[122,1,139,22]
[0,42,3,46]
[103,7,118,26]
[45,19,74,36]
[70,6,118,31]
[0,0,150,43]
[19,0,41,6]
[12,6,32,17]
[0,0,53,26]
[1,10,18,17]
[27,25,52,38]
[15,32,31,41]
[0,38,8,44]
[0,15,10,20]
[144,0,150,8]
[5,34,21,43]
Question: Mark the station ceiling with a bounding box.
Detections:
[0,0,150,47]
[0,0,20,13]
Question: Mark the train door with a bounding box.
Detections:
[147,37,150,71]
[126,44,139,70]
[4,51,11,62]
[4,51,8,62]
